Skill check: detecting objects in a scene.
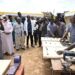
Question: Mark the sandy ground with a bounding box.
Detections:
[4,46,60,75]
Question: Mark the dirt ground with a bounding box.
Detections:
[4,46,60,75]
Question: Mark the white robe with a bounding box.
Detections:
[1,20,14,55]
[15,23,25,49]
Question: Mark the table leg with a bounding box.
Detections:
[50,67,54,75]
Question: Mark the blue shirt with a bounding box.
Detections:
[27,20,32,33]
[66,23,75,43]
[47,22,57,37]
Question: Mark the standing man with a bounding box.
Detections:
[24,15,34,48]
[31,17,38,45]
[55,19,66,38]
[8,15,16,45]
[47,18,57,37]
[41,18,48,37]
[15,17,25,50]
[2,16,14,55]
[36,18,43,47]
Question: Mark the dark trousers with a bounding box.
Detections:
[38,31,41,46]
[27,32,33,46]
[0,35,3,59]
[12,31,15,44]
[33,30,38,45]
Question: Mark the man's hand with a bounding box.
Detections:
[52,35,55,38]
[57,50,63,55]
[4,32,10,34]
[60,38,65,42]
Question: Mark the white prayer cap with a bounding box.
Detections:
[1,15,7,19]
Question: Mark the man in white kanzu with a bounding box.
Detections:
[1,16,14,55]
[14,17,25,50]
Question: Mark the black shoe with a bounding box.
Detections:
[31,45,35,48]
[16,49,19,51]
[21,48,25,50]
[4,52,10,56]
[39,45,41,47]
[11,53,15,56]
[27,46,29,48]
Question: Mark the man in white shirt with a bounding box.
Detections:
[31,17,38,45]
[24,16,34,48]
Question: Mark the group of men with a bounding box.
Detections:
[0,12,43,56]
[0,12,75,57]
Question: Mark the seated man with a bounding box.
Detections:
[61,15,75,43]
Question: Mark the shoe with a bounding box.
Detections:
[11,53,15,55]
[31,45,35,48]
[4,52,10,56]
[27,46,29,48]
[38,45,41,47]
[21,48,25,50]
[16,49,19,51]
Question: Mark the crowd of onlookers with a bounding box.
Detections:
[0,12,75,57]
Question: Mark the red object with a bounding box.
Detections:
[15,64,24,75]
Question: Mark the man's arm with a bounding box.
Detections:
[48,29,55,37]
[60,23,70,41]
[60,31,68,41]
[57,43,75,55]
[65,43,75,50]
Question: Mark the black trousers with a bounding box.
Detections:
[12,31,15,44]
[0,35,3,59]
[33,30,38,45]
[27,32,33,46]
[38,31,41,46]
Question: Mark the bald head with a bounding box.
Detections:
[16,17,21,24]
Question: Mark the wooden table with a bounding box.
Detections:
[0,60,11,75]
[51,59,65,75]
[51,59,75,75]
[51,59,63,72]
